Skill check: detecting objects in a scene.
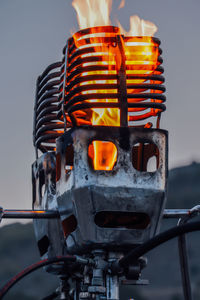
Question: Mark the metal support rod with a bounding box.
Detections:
[116,35,128,127]
[178,233,193,300]
[0,208,193,220]
[163,209,190,218]
[0,209,59,219]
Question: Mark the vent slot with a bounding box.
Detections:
[95,211,150,229]
[132,141,159,172]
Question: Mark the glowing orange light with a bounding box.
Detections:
[71,0,159,170]
[89,141,117,171]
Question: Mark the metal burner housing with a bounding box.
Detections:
[56,126,168,254]
[32,25,168,259]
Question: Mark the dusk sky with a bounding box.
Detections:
[0,0,200,222]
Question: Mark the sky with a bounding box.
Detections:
[0,0,200,219]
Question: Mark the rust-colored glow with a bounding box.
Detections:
[88,141,117,171]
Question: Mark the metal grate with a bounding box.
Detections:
[58,26,166,128]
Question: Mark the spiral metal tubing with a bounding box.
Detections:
[33,62,64,155]
[58,26,166,128]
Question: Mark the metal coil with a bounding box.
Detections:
[58,26,166,128]
[33,62,64,156]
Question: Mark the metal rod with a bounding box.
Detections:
[0,208,191,220]
[116,35,128,127]
[163,209,190,218]
[0,209,59,219]
[178,233,193,300]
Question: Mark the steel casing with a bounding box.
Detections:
[56,126,168,254]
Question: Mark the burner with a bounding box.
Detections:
[32,25,167,259]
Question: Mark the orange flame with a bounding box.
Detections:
[117,15,157,36]
[72,0,157,36]
[71,0,158,170]
[88,141,117,170]
[72,0,112,29]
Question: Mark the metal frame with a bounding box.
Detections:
[55,126,167,254]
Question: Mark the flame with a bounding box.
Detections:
[117,15,157,37]
[71,0,158,170]
[89,141,117,170]
[72,0,157,36]
[72,0,112,29]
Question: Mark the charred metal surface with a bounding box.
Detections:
[32,152,66,273]
[56,126,168,254]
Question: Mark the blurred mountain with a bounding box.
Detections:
[167,161,200,209]
[0,162,200,299]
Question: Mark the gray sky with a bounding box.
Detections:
[0,0,200,216]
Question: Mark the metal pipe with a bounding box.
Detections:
[0,209,59,220]
[178,233,193,300]
[163,209,190,218]
[0,208,192,220]
[111,220,200,273]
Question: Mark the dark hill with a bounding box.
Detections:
[167,161,200,209]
